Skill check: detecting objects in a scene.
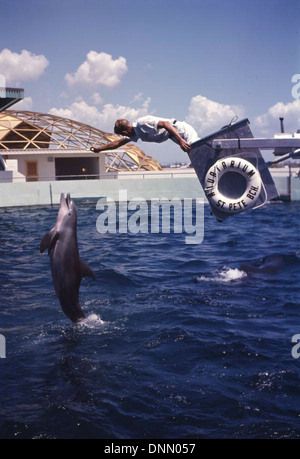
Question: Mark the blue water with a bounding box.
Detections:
[0,199,299,439]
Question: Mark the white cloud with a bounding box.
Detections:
[0,49,49,85]
[90,92,103,105]
[65,51,128,88]
[185,95,245,137]
[13,97,33,111]
[49,99,150,132]
[253,99,300,136]
[142,97,151,110]
[131,93,151,110]
[132,92,144,103]
[49,106,74,119]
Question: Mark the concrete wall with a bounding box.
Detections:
[292,177,300,200]
[0,174,205,208]
[271,167,300,199]
[271,174,289,197]
[0,167,299,208]
[0,170,13,183]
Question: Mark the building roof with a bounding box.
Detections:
[0,88,24,112]
[0,110,162,172]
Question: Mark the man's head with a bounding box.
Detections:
[114,119,134,137]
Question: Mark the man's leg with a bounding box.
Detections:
[181,122,200,143]
[172,121,200,145]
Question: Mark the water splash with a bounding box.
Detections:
[197,267,247,283]
[77,314,106,329]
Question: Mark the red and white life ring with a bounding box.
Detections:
[204,156,262,214]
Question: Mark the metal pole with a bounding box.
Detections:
[279,117,285,133]
[49,183,53,207]
[263,148,300,169]
[288,164,292,201]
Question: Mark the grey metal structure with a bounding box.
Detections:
[211,138,300,159]
[212,137,300,154]
[0,87,24,112]
[189,118,279,221]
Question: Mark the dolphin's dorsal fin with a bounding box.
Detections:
[40,229,59,255]
[80,260,95,280]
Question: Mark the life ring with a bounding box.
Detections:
[204,156,262,214]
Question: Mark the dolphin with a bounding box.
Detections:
[240,254,286,275]
[40,193,95,323]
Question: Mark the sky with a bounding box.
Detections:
[1,0,300,163]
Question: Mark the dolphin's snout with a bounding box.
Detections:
[66,193,71,208]
[59,193,74,214]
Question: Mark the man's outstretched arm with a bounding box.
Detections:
[91,137,131,153]
[157,120,191,152]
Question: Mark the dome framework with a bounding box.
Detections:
[0,110,162,172]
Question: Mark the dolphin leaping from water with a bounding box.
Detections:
[40,193,95,323]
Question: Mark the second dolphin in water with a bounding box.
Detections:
[240,254,286,275]
[40,193,95,323]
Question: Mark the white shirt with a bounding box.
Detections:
[129,115,175,143]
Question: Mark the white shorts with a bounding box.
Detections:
[172,121,200,145]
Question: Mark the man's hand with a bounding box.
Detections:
[179,138,191,152]
[91,144,100,153]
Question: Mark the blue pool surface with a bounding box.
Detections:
[0,200,299,439]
